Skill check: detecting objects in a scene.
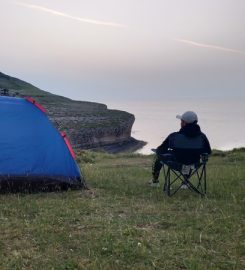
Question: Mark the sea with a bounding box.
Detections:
[107,98,245,155]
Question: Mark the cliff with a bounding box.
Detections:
[0,72,145,152]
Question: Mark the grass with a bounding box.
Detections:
[0,149,245,270]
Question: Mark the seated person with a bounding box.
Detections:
[149,111,211,187]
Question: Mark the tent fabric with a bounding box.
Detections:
[0,96,83,188]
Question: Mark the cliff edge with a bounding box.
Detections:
[0,72,145,152]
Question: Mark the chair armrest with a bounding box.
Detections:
[201,153,209,162]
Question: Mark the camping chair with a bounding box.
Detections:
[160,134,209,197]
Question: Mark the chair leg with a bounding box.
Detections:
[196,165,207,196]
[203,165,207,194]
[163,167,172,196]
[163,166,167,192]
[162,164,207,197]
[165,169,183,197]
[162,167,183,196]
[166,168,170,196]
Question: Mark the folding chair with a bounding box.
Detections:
[161,153,208,196]
[159,132,209,197]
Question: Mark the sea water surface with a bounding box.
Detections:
[107,98,245,154]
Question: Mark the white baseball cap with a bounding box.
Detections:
[176,111,198,124]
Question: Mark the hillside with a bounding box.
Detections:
[0,72,145,152]
[0,149,244,269]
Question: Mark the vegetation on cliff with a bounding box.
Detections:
[0,149,244,269]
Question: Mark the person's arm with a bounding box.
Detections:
[156,134,172,155]
[203,134,212,154]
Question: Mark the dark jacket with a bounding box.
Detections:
[156,123,211,164]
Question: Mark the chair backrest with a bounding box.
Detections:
[170,133,205,165]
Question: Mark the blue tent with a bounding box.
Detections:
[0,96,84,190]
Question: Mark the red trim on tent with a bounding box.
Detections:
[25,97,47,113]
[60,132,76,159]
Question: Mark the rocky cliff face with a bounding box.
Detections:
[45,100,137,150]
[0,72,144,152]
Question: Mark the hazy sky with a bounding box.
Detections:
[1,0,245,102]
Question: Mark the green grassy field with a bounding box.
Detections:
[0,149,244,270]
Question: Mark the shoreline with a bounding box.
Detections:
[87,138,147,154]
